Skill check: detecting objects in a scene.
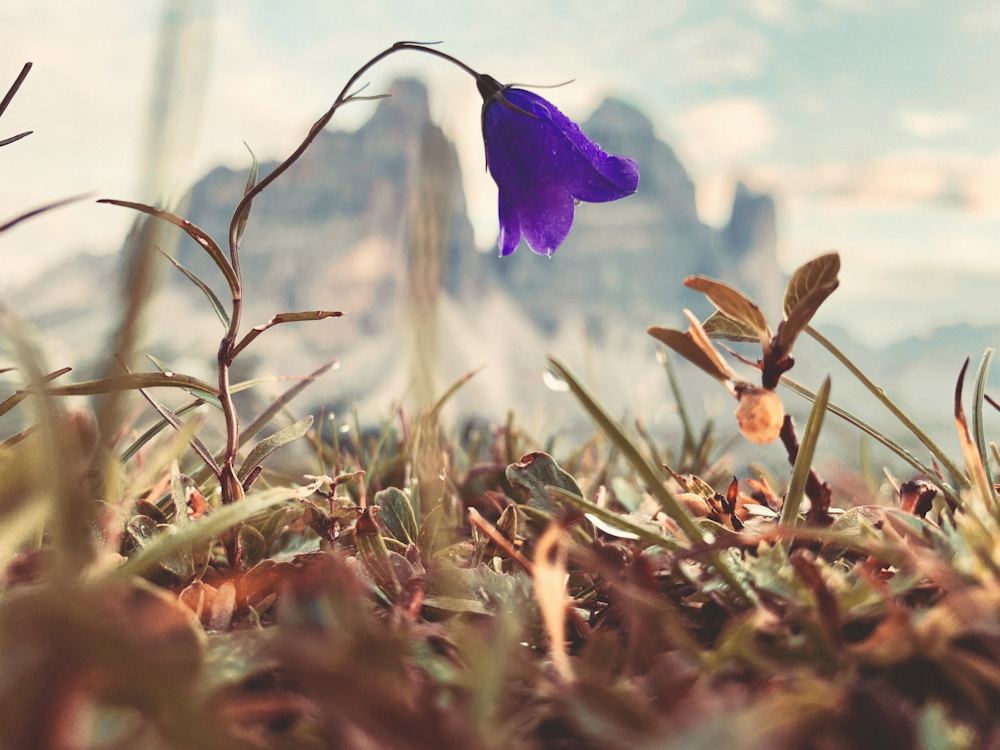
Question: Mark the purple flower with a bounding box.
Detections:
[477,74,639,257]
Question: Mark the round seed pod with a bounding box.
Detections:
[734,387,785,445]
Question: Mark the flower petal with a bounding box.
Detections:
[484,86,639,256]
[497,193,522,257]
[505,89,639,203]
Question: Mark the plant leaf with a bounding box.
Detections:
[119,400,206,464]
[0,132,30,148]
[0,367,72,418]
[0,194,91,234]
[110,487,306,581]
[506,452,581,515]
[237,415,313,483]
[239,525,267,568]
[192,361,336,485]
[0,62,31,122]
[702,311,762,343]
[146,356,222,410]
[647,326,730,383]
[38,372,219,400]
[237,361,335,452]
[97,199,239,295]
[783,252,840,318]
[546,485,680,550]
[779,253,840,349]
[155,247,230,328]
[137,388,220,478]
[230,311,344,360]
[234,142,258,248]
[684,276,770,338]
[373,487,418,545]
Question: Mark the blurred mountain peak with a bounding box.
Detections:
[7,76,786,425]
[586,97,655,139]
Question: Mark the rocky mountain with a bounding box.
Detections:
[5,78,797,449]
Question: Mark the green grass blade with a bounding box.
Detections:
[107,488,302,582]
[97,199,239,295]
[547,356,755,604]
[778,374,960,508]
[234,142,259,247]
[363,408,400,500]
[546,485,681,550]
[230,311,344,360]
[136,387,220,478]
[119,399,205,464]
[973,348,995,489]
[40,372,219,400]
[780,376,830,533]
[429,366,485,422]
[0,367,72,418]
[806,325,968,488]
[146,356,222,409]
[155,247,230,328]
[658,347,695,460]
[237,416,313,483]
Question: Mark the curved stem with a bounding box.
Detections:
[226,42,480,270]
[216,42,484,505]
[806,325,969,488]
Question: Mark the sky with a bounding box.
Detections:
[2,0,1000,344]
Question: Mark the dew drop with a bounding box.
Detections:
[542,369,569,393]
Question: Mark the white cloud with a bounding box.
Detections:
[959,4,1000,33]
[899,111,969,139]
[816,0,871,12]
[740,0,798,24]
[740,0,877,26]
[694,175,737,228]
[658,20,770,85]
[671,97,776,170]
[747,148,1000,217]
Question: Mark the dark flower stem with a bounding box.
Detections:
[0,62,31,121]
[779,414,831,526]
[214,42,491,512]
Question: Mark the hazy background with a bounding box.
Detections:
[3,0,1000,487]
[4,0,1000,344]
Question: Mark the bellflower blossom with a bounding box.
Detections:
[477,74,640,257]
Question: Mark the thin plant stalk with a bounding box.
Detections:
[214,42,496,508]
[805,325,968,489]
[778,374,961,510]
[779,377,830,553]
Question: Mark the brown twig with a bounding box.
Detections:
[468,507,534,576]
[779,415,832,526]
